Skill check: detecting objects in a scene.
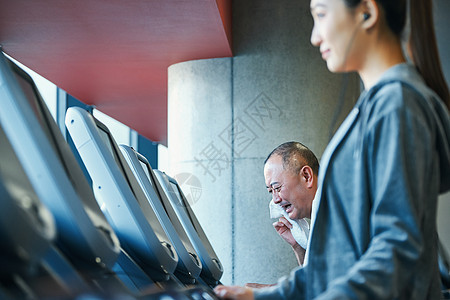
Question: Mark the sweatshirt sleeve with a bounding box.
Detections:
[253,266,306,300]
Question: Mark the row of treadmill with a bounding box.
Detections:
[0,51,223,299]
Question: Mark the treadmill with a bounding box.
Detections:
[0,123,56,299]
[65,106,179,286]
[119,145,202,285]
[0,51,135,298]
[153,170,223,287]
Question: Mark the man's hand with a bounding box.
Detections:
[273,216,306,265]
[273,216,297,247]
[214,285,254,300]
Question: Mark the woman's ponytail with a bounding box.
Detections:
[409,0,450,109]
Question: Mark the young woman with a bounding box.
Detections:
[215,0,450,299]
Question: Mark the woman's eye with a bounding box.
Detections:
[312,9,326,19]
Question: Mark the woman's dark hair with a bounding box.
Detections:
[409,0,449,109]
[343,0,450,110]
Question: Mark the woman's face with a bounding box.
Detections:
[310,0,363,73]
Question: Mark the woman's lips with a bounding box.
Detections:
[321,49,330,60]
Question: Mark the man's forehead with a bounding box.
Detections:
[264,155,286,186]
[266,154,283,166]
[264,156,283,174]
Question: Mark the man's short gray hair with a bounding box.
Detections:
[264,142,319,175]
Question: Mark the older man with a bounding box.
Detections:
[244,142,320,290]
[263,141,319,266]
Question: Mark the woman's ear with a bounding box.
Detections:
[360,0,379,29]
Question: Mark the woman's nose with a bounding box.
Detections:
[310,24,321,47]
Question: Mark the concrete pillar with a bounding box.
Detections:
[168,58,234,284]
[167,0,360,285]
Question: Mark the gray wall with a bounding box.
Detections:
[168,0,359,285]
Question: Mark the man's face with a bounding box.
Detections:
[264,155,313,220]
